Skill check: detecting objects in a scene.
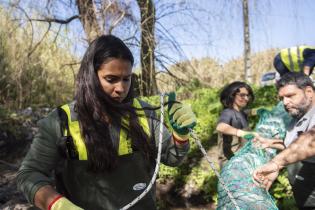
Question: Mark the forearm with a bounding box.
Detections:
[216,123,250,138]
[216,123,238,136]
[273,127,315,168]
[162,137,189,166]
[17,111,62,204]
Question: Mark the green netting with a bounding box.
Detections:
[217,102,292,210]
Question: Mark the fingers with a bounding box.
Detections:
[266,180,273,191]
[172,104,188,121]
[252,138,261,148]
[253,170,269,189]
[169,103,181,116]
[253,136,270,149]
[252,170,268,189]
[252,169,261,182]
[177,115,196,127]
[171,104,196,126]
[252,163,279,190]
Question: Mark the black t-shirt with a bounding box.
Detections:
[218,108,248,130]
[218,108,248,141]
[217,108,249,161]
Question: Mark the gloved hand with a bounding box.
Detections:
[251,107,270,116]
[236,129,257,140]
[50,196,83,210]
[168,92,196,140]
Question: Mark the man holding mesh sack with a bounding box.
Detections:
[253,72,315,210]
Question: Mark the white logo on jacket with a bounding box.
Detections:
[133,183,146,191]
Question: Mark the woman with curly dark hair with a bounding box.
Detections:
[17,35,196,210]
[216,81,255,167]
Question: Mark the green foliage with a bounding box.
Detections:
[184,88,221,140]
[247,85,278,129]
[251,85,278,108]
[270,170,296,209]
[181,78,202,91]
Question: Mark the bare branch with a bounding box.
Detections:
[155,56,186,85]
[27,22,51,57]
[53,24,63,43]
[30,15,79,24]
[108,9,125,34]
[9,2,35,55]
[60,62,81,69]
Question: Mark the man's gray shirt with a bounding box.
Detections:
[285,106,315,162]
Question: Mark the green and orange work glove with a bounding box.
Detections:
[49,195,83,210]
[167,92,197,141]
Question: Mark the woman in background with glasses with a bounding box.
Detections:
[216,81,256,167]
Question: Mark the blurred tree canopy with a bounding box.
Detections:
[0,7,77,109]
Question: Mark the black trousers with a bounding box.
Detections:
[288,162,315,210]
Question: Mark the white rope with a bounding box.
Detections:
[120,93,165,210]
[189,128,240,210]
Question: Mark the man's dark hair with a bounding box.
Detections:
[220,81,254,108]
[276,72,315,91]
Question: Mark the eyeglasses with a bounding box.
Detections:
[236,93,251,99]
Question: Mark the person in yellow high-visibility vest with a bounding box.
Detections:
[273,46,315,76]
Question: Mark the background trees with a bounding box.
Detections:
[2,0,223,100]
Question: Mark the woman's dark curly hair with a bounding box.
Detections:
[219,81,254,108]
[75,35,155,172]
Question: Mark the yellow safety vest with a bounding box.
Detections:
[60,99,151,160]
[280,46,308,72]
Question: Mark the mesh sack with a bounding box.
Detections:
[217,102,292,210]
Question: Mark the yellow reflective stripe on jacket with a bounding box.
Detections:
[118,99,150,156]
[134,99,150,136]
[280,46,307,72]
[60,104,88,160]
[62,99,151,158]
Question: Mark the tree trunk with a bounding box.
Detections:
[76,0,101,43]
[137,0,158,96]
[242,0,252,83]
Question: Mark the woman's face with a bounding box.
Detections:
[97,58,132,102]
[233,87,250,109]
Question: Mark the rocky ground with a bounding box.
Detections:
[0,107,218,210]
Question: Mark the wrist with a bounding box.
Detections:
[173,132,189,144]
[236,129,245,137]
[270,159,283,171]
[48,195,63,210]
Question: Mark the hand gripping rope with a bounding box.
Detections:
[120,93,240,210]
